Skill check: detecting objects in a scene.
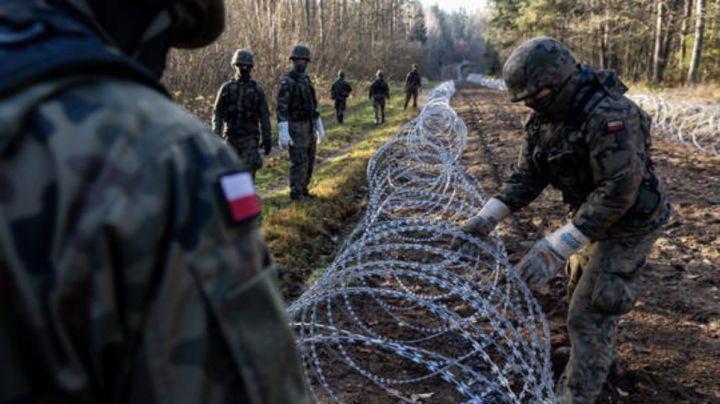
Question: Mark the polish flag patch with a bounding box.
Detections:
[607,120,624,132]
[218,172,261,223]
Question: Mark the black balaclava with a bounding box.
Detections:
[59,0,178,78]
[531,70,583,120]
[236,65,252,81]
[293,59,308,75]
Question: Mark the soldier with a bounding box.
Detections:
[213,49,272,180]
[0,1,310,403]
[452,37,671,404]
[404,63,422,110]
[276,44,326,201]
[369,70,390,125]
[331,69,353,124]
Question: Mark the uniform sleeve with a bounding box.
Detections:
[309,81,320,120]
[384,82,390,98]
[572,110,645,240]
[347,82,353,94]
[152,132,310,403]
[276,78,291,122]
[258,87,271,145]
[494,135,549,211]
[212,83,227,135]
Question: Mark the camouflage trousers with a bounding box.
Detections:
[288,121,316,199]
[335,99,347,124]
[404,88,418,109]
[555,227,662,404]
[226,133,263,179]
[373,97,386,124]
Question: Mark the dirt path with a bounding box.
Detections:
[453,82,720,404]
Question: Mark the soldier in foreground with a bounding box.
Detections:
[213,49,272,180]
[331,69,353,124]
[369,70,390,124]
[0,0,309,402]
[453,37,670,404]
[276,44,326,201]
[404,63,422,110]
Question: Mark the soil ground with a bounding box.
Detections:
[452,82,720,404]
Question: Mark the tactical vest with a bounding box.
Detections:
[222,79,262,129]
[528,80,665,224]
[370,79,388,97]
[286,72,317,122]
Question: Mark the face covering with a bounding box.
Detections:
[528,90,557,114]
[238,65,252,80]
[293,60,308,75]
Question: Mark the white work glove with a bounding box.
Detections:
[278,121,293,149]
[515,222,590,289]
[451,198,511,257]
[315,118,326,144]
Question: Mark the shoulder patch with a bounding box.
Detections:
[280,79,288,85]
[607,120,624,132]
[218,172,261,224]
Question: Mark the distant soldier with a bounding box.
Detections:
[369,70,390,124]
[404,63,422,109]
[276,44,326,201]
[213,49,272,180]
[453,37,671,404]
[0,0,310,403]
[331,69,353,124]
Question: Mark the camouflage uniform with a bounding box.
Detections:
[331,71,353,124]
[276,68,320,200]
[369,72,390,124]
[404,66,422,110]
[213,51,271,180]
[496,37,671,404]
[0,1,309,403]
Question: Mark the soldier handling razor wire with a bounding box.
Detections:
[452,37,671,404]
[276,44,326,201]
[0,0,310,402]
[213,49,272,180]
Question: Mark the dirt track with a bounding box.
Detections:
[453,82,720,404]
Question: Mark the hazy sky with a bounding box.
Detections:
[420,0,488,13]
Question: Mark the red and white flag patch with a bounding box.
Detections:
[219,172,261,223]
[607,120,624,132]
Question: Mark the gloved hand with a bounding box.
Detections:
[515,222,590,289]
[451,198,511,257]
[315,118,326,144]
[262,139,272,155]
[278,121,293,149]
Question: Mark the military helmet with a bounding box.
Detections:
[502,36,579,102]
[412,63,418,69]
[338,69,345,78]
[376,70,385,78]
[232,49,254,66]
[63,0,226,49]
[290,44,312,61]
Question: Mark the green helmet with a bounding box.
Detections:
[376,70,385,78]
[338,69,345,78]
[290,44,312,61]
[232,49,254,66]
[502,36,579,102]
[64,0,226,49]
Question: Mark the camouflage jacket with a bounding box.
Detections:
[212,77,271,145]
[331,78,353,101]
[369,78,390,99]
[496,69,671,240]
[276,70,319,123]
[405,71,421,91]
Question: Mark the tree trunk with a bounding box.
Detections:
[679,0,693,65]
[687,0,705,84]
[652,0,664,83]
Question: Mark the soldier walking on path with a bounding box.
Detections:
[369,70,390,124]
[0,0,310,403]
[404,63,422,110]
[276,44,326,201]
[213,49,272,180]
[331,69,353,124]
[452,37,671,404]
